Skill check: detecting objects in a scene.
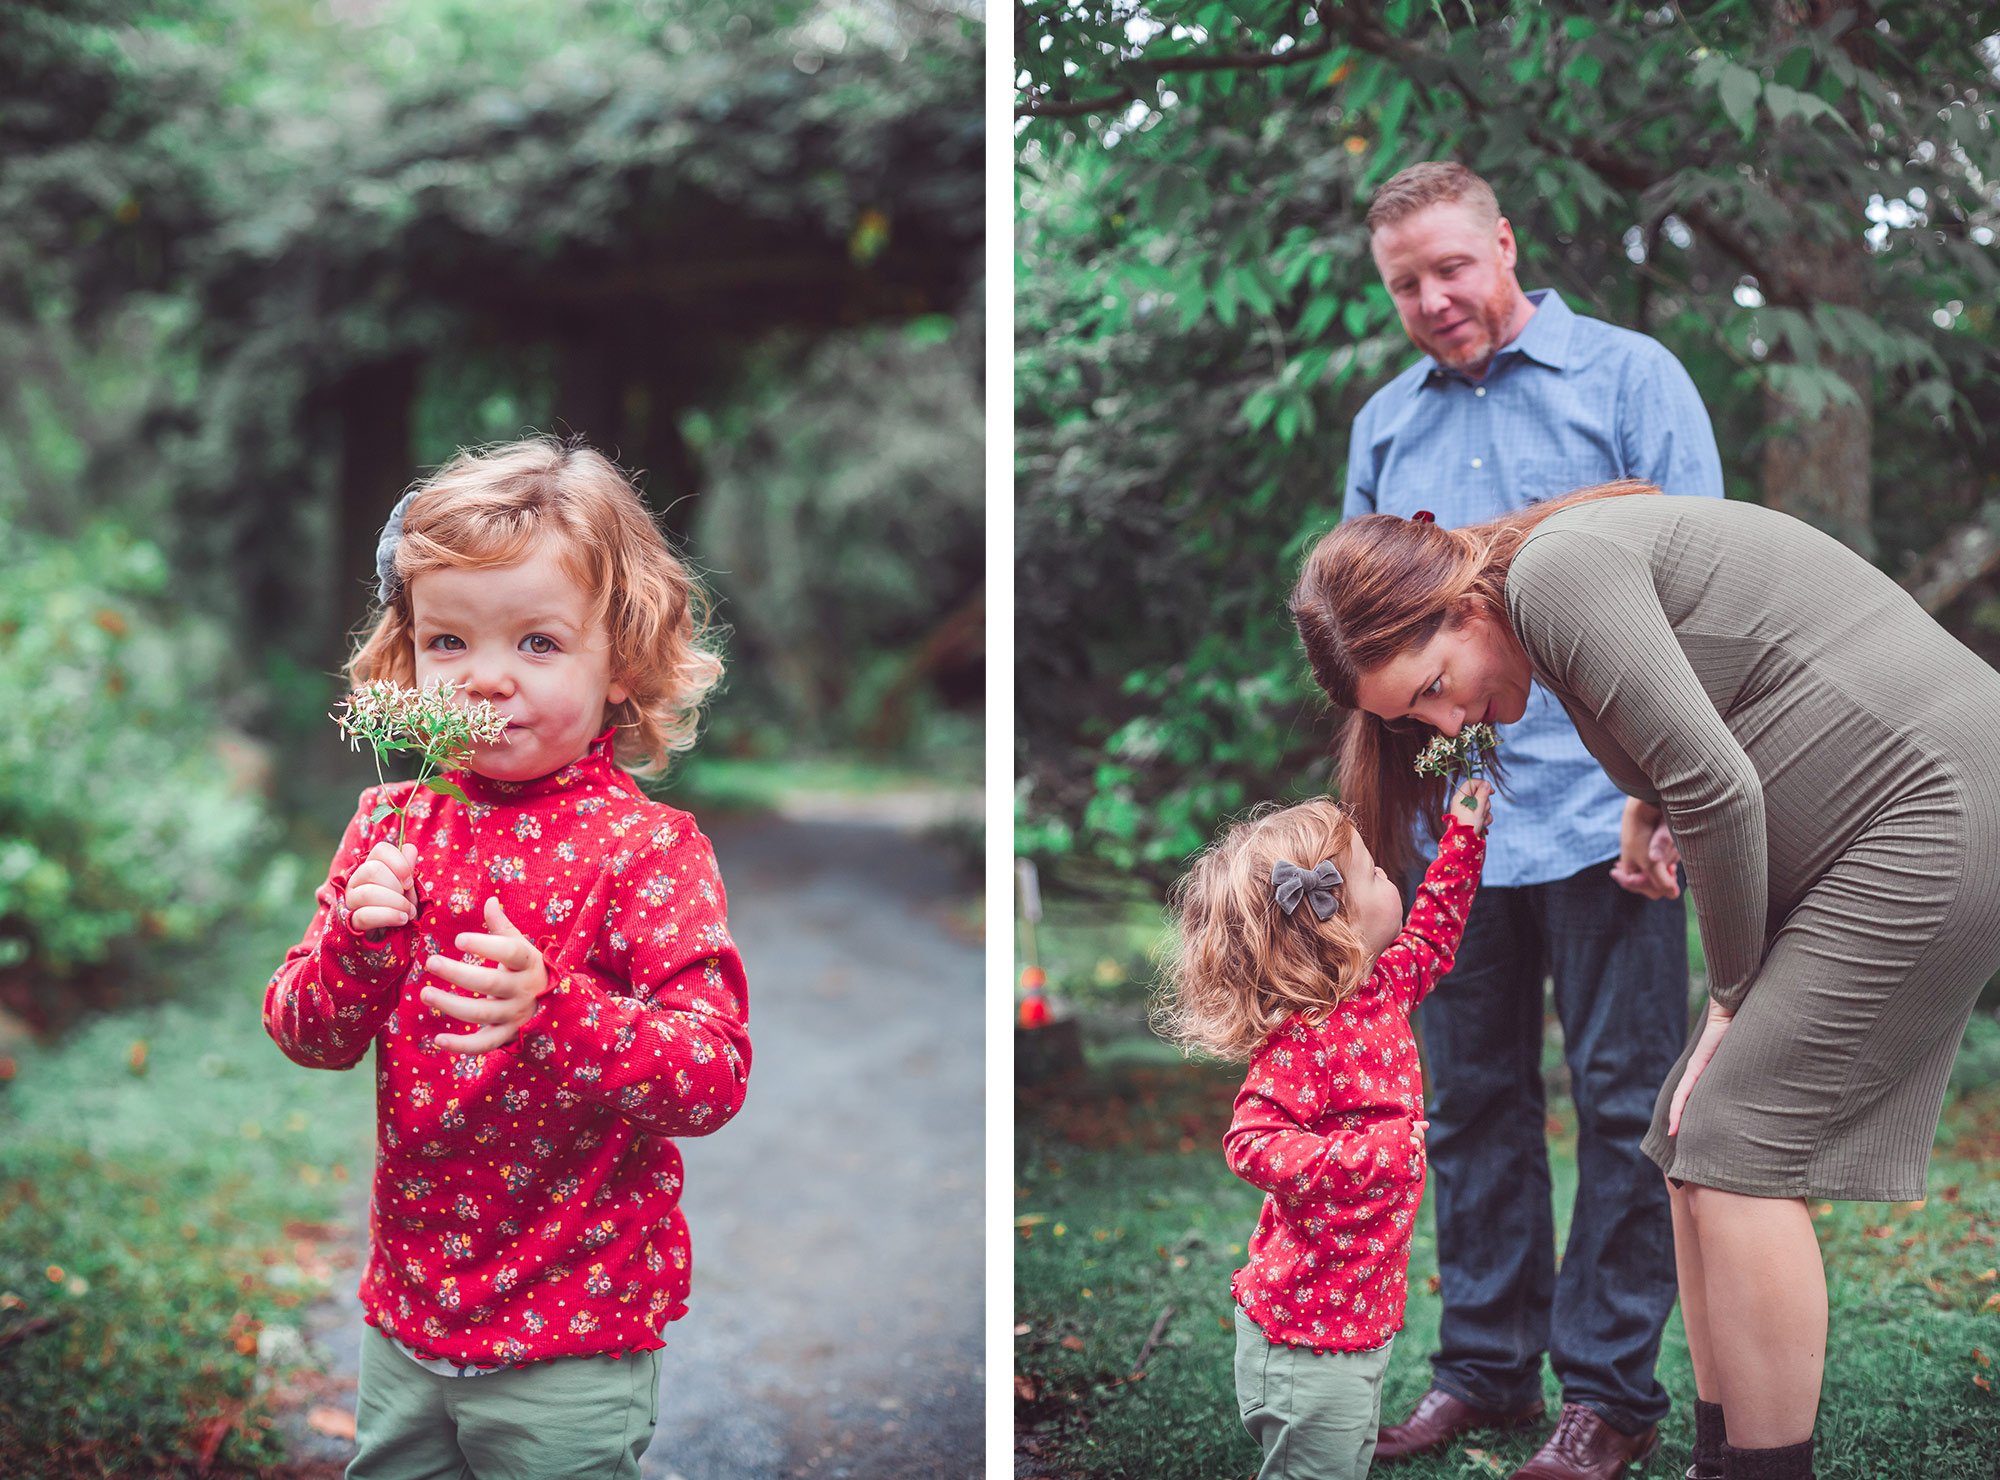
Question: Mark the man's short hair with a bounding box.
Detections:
[1365,162,1501,234]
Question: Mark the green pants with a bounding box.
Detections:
[349,1327,662,1480]
[1234,1305,1395,1480]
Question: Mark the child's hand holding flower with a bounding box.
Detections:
[345,841,421,934]
[1448,778,1493,835]
[422,897,550,1054]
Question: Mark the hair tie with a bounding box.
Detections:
[1271,858,1345,921]
[1411,510,1435,523]
[375,490,418,605]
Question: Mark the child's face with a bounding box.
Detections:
[1339,834,1405,958]
[410,546,626,782]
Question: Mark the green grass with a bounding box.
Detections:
[0,881,375,1476]
[1015,1055,2000,1480]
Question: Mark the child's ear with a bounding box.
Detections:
[606,678,629,707]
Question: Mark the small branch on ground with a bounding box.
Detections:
[1129,1304,1176,1380]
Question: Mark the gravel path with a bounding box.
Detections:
[280,810,984,1478]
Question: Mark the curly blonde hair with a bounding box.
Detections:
[347,436,722,776]
[1155,797,1376,1063]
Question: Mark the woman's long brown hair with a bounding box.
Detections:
[1290,481,1659,875]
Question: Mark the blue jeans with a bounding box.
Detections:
[1414,856,1687,1435]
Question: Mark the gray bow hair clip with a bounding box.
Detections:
[375,489,418,605]
[1272,858,1344,921]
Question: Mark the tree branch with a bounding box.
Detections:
[1018,29,1336,120]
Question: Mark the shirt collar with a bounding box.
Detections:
[1418,287,1573,389]
[455,728,622,805]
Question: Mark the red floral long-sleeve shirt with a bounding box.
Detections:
[1227,819,1484,1354]
[264,734,750,1367]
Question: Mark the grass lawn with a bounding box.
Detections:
[1015,1044,2000,1480]
[0,882,376,1476]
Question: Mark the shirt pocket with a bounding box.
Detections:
[1512,455,1597,506]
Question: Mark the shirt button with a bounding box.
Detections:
[1471,457,1483,468]
[1474,386,1486,397]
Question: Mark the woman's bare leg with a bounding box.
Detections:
[1667,1177,1722,1402]
[1682,1184,1826,1448]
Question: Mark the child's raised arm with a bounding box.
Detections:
[1224,1031,1424,1220]
[264,786,418,1070]
[505,823,751,1138]
[1372,796,1488,1011]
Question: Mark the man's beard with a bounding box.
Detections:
[1416,281,1517,374]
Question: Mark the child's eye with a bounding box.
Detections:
[427,634,464,653]
[521,634,558,656]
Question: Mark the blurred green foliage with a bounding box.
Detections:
[1,0,982,804]
[1015,2,2000,886]
[0,508,270,1001]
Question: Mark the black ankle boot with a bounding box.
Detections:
[1685,1398,1725,1480]
[1722,1436,1815,1480]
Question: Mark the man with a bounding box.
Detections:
[1342,162,1723,1480]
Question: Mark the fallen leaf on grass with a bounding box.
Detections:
[1426,1275,1441,1294]
[1975,1348,1990,1368]
[1984,1293,2000,1313]
[1864,1225,1892,1239]
[1061,1335,1085,1351]
[1014,1322,1031,1336]
[1015,1374,1040,1403]
[1463,1448,1510,1475]
[308,1406,357,1440]
[1976,1375,1991,1393]
[1976,1268,1996,1283]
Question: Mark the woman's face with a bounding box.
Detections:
[1351,604,1532,737]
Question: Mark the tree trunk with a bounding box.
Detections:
[1759,235,1874,554]
[334,356,419,662]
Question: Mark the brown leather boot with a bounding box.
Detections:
[1509,1403,1659,1479]
[1375,1387,1546,1462]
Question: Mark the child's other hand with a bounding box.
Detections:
[1447,779,1492,834]
[421,897,551,1054]
[345,841,420,934]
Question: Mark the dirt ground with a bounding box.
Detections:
[278,809,985,1479]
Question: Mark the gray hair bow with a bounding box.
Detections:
[1272,858,1344,921]
[375,489,418,604]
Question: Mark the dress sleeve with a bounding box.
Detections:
[1508,529,1766,1009]
[512,823,750,1137]
[1371,819,1485,1011]
[1224,1029,1421,1217]
[263,787,416,1070]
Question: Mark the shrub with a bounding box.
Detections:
[0,514,270,1010]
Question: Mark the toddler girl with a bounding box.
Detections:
[1160,779,1491,1480]
[264,437,750,1478]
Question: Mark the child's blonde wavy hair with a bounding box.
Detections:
[1156,797,1375,1063]
[348,436,721,776]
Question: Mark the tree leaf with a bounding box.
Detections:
[1718,63,1761,140]
[422,778,470,804]
[369,801,397,825]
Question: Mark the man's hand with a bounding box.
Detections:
[344,841,420,934]
[1610,798,1680,898]
[422,897,550,1054]
[1448,778,1493,834]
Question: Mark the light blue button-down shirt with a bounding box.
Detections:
[1342,289,1724,887]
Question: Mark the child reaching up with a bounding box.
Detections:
[1160,779,1491,1480]
[264,437,750,1478]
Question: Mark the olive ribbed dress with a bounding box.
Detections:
[1504,494,2000,1201]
